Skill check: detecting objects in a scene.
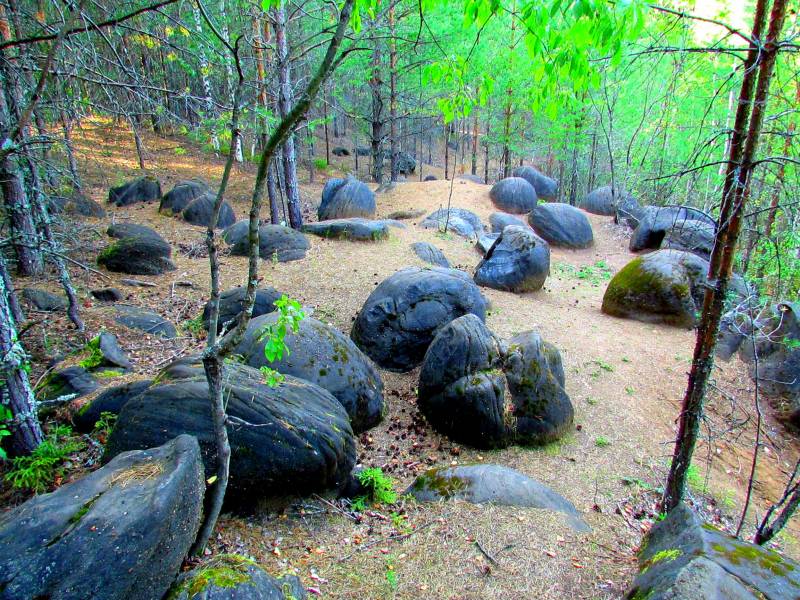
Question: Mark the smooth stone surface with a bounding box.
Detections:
[91,287,124,302]
[476,233,501,255]
[318,176,376,220]
[0,435,204,600]
[581,185,631,216]
[114,305,177,338]
[528,202,594,249]
[22,288,67,312]
[489,177,538,214]
[37,366,99,403]
[407,464,589,532]
[107,176,161,207]
[303,218,390,241]
[512,166,558,201]
[420,208,484,239]
[227,223,310,262]
[411,242,450,267]
[201,286,282,333]
[181,193,236,229]
[160,180,209,215]
[73,379,154,433]
[489,212,527,233]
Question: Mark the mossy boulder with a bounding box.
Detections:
[626,503,800,600]
[36,366,99,404]
[302,218,390,241]
[0,435,204,600]
[169,554,306,600]
[511,166,558,201]
[351,266,488,372]
[489,177,538,214]
[108,176,161,207]
[602,250,710,328]
[418,315,573,449]
[528,202,594,249]
[474,225,550,292]
[318,176,375,220]
[104,357,355,504]
[233,315,385,433]
[407,464,588,532]
[98,227,175,276]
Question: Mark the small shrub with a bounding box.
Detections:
[0,405,12,460]
[595,436,611,448]
[78,336,104,369]
[258,295,305,387]
[353,467,397,510]
[313,157,328,171]
[93,411,118,444]
[5,425,85,493]
[183,313,205,337]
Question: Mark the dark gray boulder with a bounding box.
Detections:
[0,434,204,600]
[615,195,644,228]
[202,286,282,333]
[630,206,717,253]
[489,177,538,214]
[332,146,350,157]
[303,218,389,241]
[474,225,550,292]
[717,310,751,361]
[458,174,485,184]
[512,166,558,201]
[74,379,154,433]
[228,223,309,262]
[222,219,249,244]
[602,249,710,328]
[169,554,307,600]
[318,176,375,220]
[22,288,67,312]
[107,222,163,241]
[108,176,161,207]
[104,357,355,502]
[418,315,507,448]
[160,180,210,215]
[182,193,236,229]
[97,231,175,275]
[91,287,124,302]
[37,366,99,403]
[475,233,500,255]
[581,185,631,216]
[661,220,716,259]
[424,175,437,182]
[420,208,484,239]
[234,315,384,432]
[489,212,527,233]
[51,194,106,218]
[411,242,449,268]
[418,315,572,449]
[626,503,800,600]
[528,202,594,249]
[407,464,589,532]
[93,331,132,371]
[395,151,416,175]
[114,305,177,338]
[351,266,488,372]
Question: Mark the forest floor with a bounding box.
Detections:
[12,118,800,599]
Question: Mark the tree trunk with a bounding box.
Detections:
[444,121,450,180]
[471,107,479,175]
[369,19,384,184]
[662,0,787,512]
[388,5,398,182]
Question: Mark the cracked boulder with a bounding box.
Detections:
[0,434,204,600]
[418,314,573,449]
[351,266,488,372]
[104,357,355,503]
[474,225,550,292]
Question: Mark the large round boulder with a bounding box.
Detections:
[233,315,384,432]
[420,208,484,239]
[108,176,161,207]
[474,225,550,292]
[160,180,209,215]
[318,176,375,220]
[0,435,204,600]
[418,315,573,449]
[601,249,710,328]
[630,206,717,254]
[528,202,593,249]
[201,286,282,333]
[107,222,163,241]
[489,177,538,214]
[512,166,558,201]
[581,185,632,216]
[98,234,175,275]
[351,266,488,372]
[227,223,309,262]
[181,193,236,229]
[104,357,355,502]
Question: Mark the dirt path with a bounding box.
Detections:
[36,120,799,599]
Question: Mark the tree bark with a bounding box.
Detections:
[369,18,384,184]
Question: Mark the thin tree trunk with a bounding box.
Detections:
[369,19,384,184]
[388,5,398,182]
[444,121,450,180]
[471,106,479,175]
[662,0,787,512]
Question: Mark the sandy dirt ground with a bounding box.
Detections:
[12,119,799,599]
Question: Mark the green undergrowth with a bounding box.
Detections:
[5,425,85,493]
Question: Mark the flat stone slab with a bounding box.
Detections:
[407,464,589,532]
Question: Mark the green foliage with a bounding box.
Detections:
[5,425,85,493]
[183,313,205,337]
[257,295,305,387]
[686,463,705,492]
[595,436,610,448]
[92,411,118,442]
[353,467,397,510]
[313,157,328,171]
[0,405,12,460]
